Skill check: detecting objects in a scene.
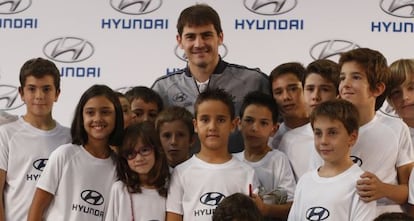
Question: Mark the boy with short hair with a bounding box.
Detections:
[234,91,296,220]
[279,59,340,181]
[125,86,163,124]
[115,92,134,128]
[212,193,263,221]
[338,48,413,214]
[288,99,376,221]
[0,57,71,221]
[268,62,308,150]
[166,88,258,221]
[156,106,195,168]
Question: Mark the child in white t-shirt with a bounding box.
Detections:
[288,99,376,221]
[0,58,71,221]
[279,59,339,181]
[234,91,296,220]
[27,84,124,221]
[337,48,413,214]
[166,88,258,221]
[387,59,414,216]
[105,122,170,221]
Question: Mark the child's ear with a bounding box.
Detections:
[372,82,386,97]
[54,89,61,102]
[232,117,239,132]
[18,86,23,97]
[348,130,358,148]
[193,118,198,133]
[270,122,280,136]
[237,117,242,130]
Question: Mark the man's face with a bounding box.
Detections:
[177,24,223,69]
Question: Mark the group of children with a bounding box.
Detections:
[0,49,414,221]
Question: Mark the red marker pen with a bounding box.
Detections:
[249,184,252,197]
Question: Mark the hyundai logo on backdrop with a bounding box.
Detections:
[0,0,32,14]
[243,0,297,15]
[103,0,168,30]
[0,85,24,111]
[81,190,104,206]
[43,37,94,63]
[306,207,330,221]
[110,0,162,15]
[0,0,37,29]
[380,0,414,18]
[237,0,303,31]
[309,39,360,61]
[199,192,225,206]
[43,37,101,78]
[174,44,228,62]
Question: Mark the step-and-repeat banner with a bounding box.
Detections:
[0,0,412,126]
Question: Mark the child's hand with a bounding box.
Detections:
[356,171,385,202]
[250,193,267,216]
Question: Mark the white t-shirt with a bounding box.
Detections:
[105,181,166,221]
[0,117,70,221]
[166,155,258,221]
[37,144,117,221]
[310,113,414,213]
[278,123,317,181]
[268,122,291,150]
[233,150,296,202]
[288,164,376,221]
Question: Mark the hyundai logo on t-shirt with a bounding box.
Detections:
[351,155,363,167]
[306,207,330,221]
[199,192,225,206]
[32,159,48,171]
[81,190,104,206]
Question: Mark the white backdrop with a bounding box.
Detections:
[0,0,412,126]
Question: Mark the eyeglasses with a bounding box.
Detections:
[124,146,153,160]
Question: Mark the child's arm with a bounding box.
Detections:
[356,163,412,203]
[166,212,183,221]
[251,193,292,219]
[0,170,5,221]
[27,188,53,221]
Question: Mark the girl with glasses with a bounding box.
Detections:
[105,122,170,221]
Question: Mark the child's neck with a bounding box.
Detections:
[84,140,111,159]
[357,103,376,126]
[283,115,309,129]
[138,174,155,189]
[244,145,271,162]
[404,118,414,128]
[23,114,56,130]
[318,158,354,178]
[197,147,232,164]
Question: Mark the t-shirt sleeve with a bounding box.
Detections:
[397,123,414,167]
[0,127,9,171]
[36,145,66,195]
[105,182,122,221]
[166,169,184,215]
[275,153,296,202]
[349,192,377,221]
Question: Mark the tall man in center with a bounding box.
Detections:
[152,4,270,153]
